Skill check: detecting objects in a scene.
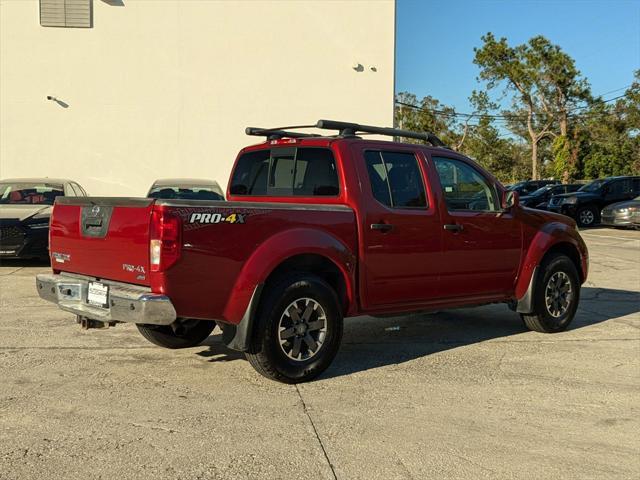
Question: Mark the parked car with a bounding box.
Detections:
[520,184,582,210]
[508,179,560,197]
[36,120,588,383]
[0,178,87,259]
[548,176,640,227]
[147,179,224,200]
[601,196,640,228]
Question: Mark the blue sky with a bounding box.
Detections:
[395,0,640,115]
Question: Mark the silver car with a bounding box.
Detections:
[601,196,640,228]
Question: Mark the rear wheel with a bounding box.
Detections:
[521,253,580,333]
[246,273,343,383]
[576,205,598,227]
[137,319,215,349]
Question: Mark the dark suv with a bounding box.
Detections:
[548,176,640,227]
[508,179,560,196]
[520,184,582,210]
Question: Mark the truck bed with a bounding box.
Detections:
[49,197,357,324]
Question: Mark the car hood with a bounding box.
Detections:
[519,194,541,203]
[552,191,597,200]
[0,205,51,222]
[602,199,640,213]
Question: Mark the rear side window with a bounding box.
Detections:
[608,180,630,195]
[230,147,339,196]
[364,151,427,208]
[68,183,81,196]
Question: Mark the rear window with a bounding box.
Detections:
[148,186,224,200]
[230,147,339,196]
[0,183,64,205]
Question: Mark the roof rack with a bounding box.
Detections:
[245,126,318,141]
[245,120,447,147]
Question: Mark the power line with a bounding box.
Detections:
[395,91,631,121]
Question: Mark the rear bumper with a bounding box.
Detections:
[35,273,177,325]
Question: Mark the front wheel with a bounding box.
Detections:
[246,273,343,383]
[521,253,580,333]
[576,205,598,227]
[137,319,215,349]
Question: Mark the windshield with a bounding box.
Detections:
[529,185,553,196]
[0,183,64,205]
[508,182,526,190]
[148,185,224,200]
[579,179,607,192]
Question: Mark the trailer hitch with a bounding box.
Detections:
[76,316,117,329]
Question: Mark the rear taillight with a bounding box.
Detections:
[150,209,181,272]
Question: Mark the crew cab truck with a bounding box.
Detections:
[36,120,589,383]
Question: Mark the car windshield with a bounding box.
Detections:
[148,185,224,200]
[0,183,64,205]
[579,179,607,192]
[529,185,553,196]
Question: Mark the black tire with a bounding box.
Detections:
[246,273,343,383]
[521,253,580,333]
[137,319,215,349]
[576,205,599,227]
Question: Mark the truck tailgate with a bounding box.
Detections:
[49,197,154,286]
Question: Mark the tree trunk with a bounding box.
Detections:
[525,104,539,180]
[531,140,538,180]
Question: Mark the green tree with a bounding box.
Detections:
[581,74,640,177]
[395,92,460,147]
[474,33,591,180]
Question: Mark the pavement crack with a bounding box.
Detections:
[295,384,338,480]
[0,266,24,276]
[129,422,178,433]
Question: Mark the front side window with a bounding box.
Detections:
[230,147,338,196]
[364,151,427,208]
[433,157,500,212]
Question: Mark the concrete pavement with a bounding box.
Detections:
[0,227,638,479]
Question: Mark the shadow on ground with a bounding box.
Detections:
[194,286,640,379]
[0,258,50,268]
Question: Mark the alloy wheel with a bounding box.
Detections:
[579,209,595,225]
[544,271,573,318]
[277,298,327,362]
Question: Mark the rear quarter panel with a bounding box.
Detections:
[155,201,357,324]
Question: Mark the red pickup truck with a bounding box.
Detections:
[36,120,588,383]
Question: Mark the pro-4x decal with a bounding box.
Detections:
[188,212,247,224]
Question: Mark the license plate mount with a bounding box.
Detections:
[87,281,109,309]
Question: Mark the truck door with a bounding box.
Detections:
[430,155,522,298]
[355,146,443,309]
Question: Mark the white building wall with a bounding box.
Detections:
[0,0,395,195]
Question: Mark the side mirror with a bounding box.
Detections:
[502,190,519,209]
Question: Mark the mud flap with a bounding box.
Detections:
[516,266,538,314]
[222,284,263,351]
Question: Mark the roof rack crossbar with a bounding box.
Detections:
[315,119,446,147]
[245,127,318,141]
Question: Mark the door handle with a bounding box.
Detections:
[443,224,463,232]
[371,223,393,232]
